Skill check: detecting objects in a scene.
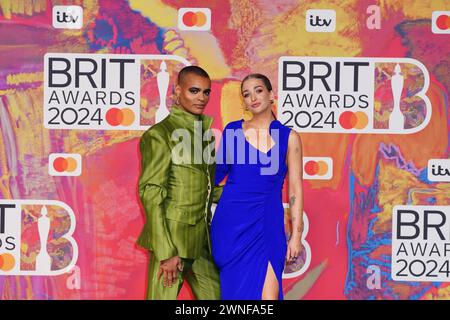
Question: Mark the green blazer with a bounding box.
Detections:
[136,106,223,261]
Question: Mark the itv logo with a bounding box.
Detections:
[52,6,83,30]
[428,159,450,182]
[306,9,336,33]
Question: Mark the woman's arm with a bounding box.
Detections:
[286,130,304,262]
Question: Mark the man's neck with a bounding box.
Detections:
[175,105,202,120]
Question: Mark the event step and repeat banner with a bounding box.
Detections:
[0,0,449,300]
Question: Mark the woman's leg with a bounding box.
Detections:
[261,261,279,300]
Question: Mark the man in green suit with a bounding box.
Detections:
[136,66,222,299]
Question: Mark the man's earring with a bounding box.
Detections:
[176,96,180,105]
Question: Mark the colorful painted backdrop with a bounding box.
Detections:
[0,0,449,300]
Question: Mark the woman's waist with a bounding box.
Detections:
[223,179,281,193]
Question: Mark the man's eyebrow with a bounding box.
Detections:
[188,87,211,92]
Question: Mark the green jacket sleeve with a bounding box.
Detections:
[136,130,177,261]
[211,184,224,203]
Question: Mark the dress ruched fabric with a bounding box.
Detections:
[211,119,291,300]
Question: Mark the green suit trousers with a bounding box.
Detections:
[146,246,220,300]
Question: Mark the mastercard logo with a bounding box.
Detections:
[105,108,135,127]
[53,157,77,173]
[183,11,208,27]
[178,8,211,31]
[49,153,82,176]
[432,11,450,34]
[0,253,16,271]
[304,160,328,176]
[339,111,368,130]
[436,14,450,30]
[303,157,333,180]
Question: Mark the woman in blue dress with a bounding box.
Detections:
[211,74,304,300]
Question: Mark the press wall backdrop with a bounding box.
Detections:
[0,0,449,300]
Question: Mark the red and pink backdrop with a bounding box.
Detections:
[0,0,449,300]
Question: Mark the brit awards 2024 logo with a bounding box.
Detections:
[278,57,431,134]
[392,206,450,282]
[0,200,78,275]
[43,53,190,130]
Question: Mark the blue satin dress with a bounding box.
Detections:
[211,119,291,300]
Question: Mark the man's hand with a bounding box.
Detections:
[157,256,183,287]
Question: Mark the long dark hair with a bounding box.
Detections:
[241,73,276,119]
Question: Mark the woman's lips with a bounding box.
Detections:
[250,102,261,108]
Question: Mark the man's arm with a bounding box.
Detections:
[137,130,177,262]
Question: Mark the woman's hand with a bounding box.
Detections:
[286,235,304,263]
